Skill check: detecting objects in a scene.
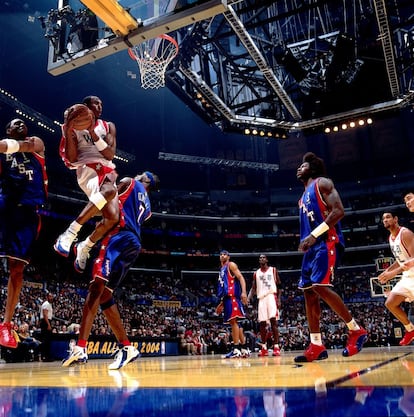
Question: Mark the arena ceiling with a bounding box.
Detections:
[1,0,414,193]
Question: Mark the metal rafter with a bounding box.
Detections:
[223,5,302,121]
[373,0,401,97]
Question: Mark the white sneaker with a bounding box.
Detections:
[62,345,88,367]
[241,348,251,358]
[74,241,91,273]
[108,346,140,370]
[54,230,77,257]
[222,348,242,359]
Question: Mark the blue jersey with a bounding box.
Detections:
[299,178,344,247]
[118,178,152,238]
[92,178,151,289]
[218,262,243,300]
[0,149,48,207]
[217,262,246,323]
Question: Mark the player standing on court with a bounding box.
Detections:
[378,210,414,346]
[62,171,159,370]
[216,250,250,358]
[0,119,48,349]
[54,95,119,273]
[295,152,367,363]
[248,254,282,357]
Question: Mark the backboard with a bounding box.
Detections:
[45,0,227,76]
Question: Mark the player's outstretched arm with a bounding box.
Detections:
[0,136,45,157]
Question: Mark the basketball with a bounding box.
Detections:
[65,103,95,130]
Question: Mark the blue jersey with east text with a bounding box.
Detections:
[0,149,47,207]
[298,178,344,247]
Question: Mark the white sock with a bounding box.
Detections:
[69,221,82,235]
[85,237,95,249]
[405,323,414,332]
[310,333,322,346]
[346,319,360,331]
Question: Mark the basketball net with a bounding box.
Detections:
[128,34,179,89]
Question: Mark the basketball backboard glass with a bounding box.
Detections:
[45,0,227,75]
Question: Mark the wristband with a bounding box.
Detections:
[93,124,106,139]
[3,139,20,153]
[311,221,329,238]
[94,138,108,151]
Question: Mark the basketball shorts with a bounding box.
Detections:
[258,293,279,322]
[223,296,246,324]
[92,229,141,292]
[298,239,339,289]
[0,205,41,264]
[391,276,414,302]
[76,163,118,200]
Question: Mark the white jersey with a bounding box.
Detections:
[389,227,414,279]
[40,300,53,320]
[72,119,115,169]
[254,266,278,299]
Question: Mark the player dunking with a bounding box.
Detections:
[0,119,48,349]
[54,95,119,273]
[295,152,367,362]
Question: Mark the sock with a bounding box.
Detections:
[405,323,414,332]
[346,319,361,331]
[310,333,322,346]
[85,237,95,249]
[69,221,82,235]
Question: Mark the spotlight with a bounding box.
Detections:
[333,126,339,132]
[324,127,330,133]
[358,119,365,126]
[244,128,251,135]
[341,123,347,130]
[252,129,258,135]
[367,118,373,124]
[349,121,356,128]
[259,131,265,136]
[267,132,273,137]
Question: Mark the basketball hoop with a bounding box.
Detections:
[128,34,179,89]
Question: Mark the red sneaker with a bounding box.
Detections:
[258,348,268,357]
[272,346,281,356]
[294,343,328,363]
[342,328,368,357]
[0,323,18,348]
[399,330,414,346]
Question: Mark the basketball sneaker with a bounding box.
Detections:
[74,241,91,273]
[222,348,242,359]
[241,348,251,358]
[62,345,88,367]
[54,229,77,257]
[272,346,281,357]
[108,346,140,370]
[0,323,17,349]
[399,330,414,346]
[342,328,368,357]
[258,348,268,357]
[294,343,328,363]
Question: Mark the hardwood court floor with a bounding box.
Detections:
[0,346,413,416]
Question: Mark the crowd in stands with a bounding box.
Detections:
[0,263,409,361]
[1,189,412,361]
